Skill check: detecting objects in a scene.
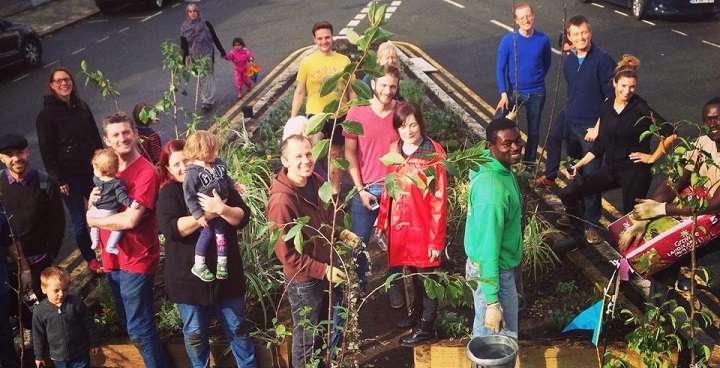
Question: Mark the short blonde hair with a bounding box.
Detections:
[92,148,120,177]
[40,266,70,288]
[376,41,398,66]
[184,130,220,161]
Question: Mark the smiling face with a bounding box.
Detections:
[281,137,315,186]
[703,104,720,143]
[398,114,423,146]
[313,28,333,54]
[49,70,73,102]
[614,76,637,103]
[167,150,189,182]
[488,128,524,168]
[567,23,592,53]
[103,121,138,158]
[514,5,535,34]
[42,276,68,308]
[371,74,399,106]
[0,147,29,179]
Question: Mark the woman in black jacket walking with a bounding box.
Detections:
[36,67,103,271]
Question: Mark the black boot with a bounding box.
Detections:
[388,280,405,310]
[396,312,420,330]
[399,319,438,347]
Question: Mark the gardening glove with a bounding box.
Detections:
[618,220,650,253]
[340,229,362,249]
[483,302,505,333]
[428,248,441,262]
[20,270,33,292]
[325,265,346,285]
[633,199,666,220]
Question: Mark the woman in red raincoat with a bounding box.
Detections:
[376,102,447,347]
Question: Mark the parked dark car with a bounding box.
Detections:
[0,18,42,69]
[589,0,720,20]
[95,0,166,14]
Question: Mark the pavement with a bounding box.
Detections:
[1,0,98,36]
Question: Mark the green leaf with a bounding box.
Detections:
[345,98,370,107]
[322,99,340,114]
[380,152,406,166]
[306,113,329,136]
[320,71,343,97]
[345,28,362,45]
[311,139,330,161]
[333,158,350,171]
[344,212,352,231]
[409,174,427,193]
[361,58,384,79]
[385,173,402,199]
[351,79,373,99]
[293,231,304,254]
[374,28,394,43]
[341,120,364,136]
[318,181,333,204]
[283,223,303,242]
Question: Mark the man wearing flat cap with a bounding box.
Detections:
[0,133,65,305]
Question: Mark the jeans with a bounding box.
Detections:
[495,90,546,163]
[0,294,18,368]
[564,123,602,229]
[106,270,168,368]
[61,175,96,262]
[52,353,89,368]
[543,109,566,180]
[176,297,256,368]
[466,260,518,339]
[350,183,383,288]
[286,277,343,368]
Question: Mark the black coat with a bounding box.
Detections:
[36,94,103,185]
[157,181,249,306]
[32,295,99,362]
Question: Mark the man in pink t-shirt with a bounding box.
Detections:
[344,65,401,297]
[87,113,167,368]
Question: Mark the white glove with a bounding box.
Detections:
[633,199,667,220]
[618,220,650,253]
[325,265,346,285]
[428,249,441,262]
[483,302,505,333]
[20,270,33,292]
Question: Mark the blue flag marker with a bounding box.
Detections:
[562,300,603,345]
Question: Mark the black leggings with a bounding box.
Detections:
[409,266,439,323]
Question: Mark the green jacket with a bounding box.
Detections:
[464,151,522,303]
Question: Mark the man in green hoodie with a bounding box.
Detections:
[465,118,524,339]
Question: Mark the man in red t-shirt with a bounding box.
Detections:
[344,65,401,299]
[87,113,167,368]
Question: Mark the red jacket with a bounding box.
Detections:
[376,138,447,268]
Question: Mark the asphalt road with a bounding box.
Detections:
[0,0,719,262]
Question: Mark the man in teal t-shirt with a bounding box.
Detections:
[465,118,524,339]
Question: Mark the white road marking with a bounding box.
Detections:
[591,3,604,7]
[385,13,393,19]
[87,19,108,23]
[71,48,85,55]
[44,60,59,68]
[551,48,560,55]
[442,0,465,8]
[118,27,130,33]
[339,28,348,36]
[391,1,402,5]
[490,20,513,33]
[642,20,655,26]
[354,13,364,20]
[348,19,360,27]
[614,10,628,16]
[703,40,720,49]
[141,11,162,22]
[171,3,180,8]
[12,74,29,83]
[672,29,688,36]
[361,7,369,13]
[96,36,110,43]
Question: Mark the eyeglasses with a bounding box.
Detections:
[704,115,720,123]
[52,77,72,85]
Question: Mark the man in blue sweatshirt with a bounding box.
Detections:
[559,15,615,245]
[465,118,524,339]
[494,2,552,165]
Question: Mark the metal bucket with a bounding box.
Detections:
[466,335,518,368]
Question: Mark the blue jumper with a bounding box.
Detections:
[495,30,552,94]
[563,43,615,126]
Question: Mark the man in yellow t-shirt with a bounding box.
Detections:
[291,20,354,195]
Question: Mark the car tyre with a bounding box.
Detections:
[148,0,164,10]
[95,1,115,14]
[21,38,41,67]
[632,0,647,20]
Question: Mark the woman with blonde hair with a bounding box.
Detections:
[559,54,676,247]
[363,41,401,100]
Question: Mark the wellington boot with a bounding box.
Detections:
[399,319,438,347]
[396,313,420,330]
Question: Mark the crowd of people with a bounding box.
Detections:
[0,2,719,368]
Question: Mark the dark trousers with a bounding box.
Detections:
[559,164,653,217]
[564,123,603,229]
[0,294,19,368]
[286,277,343,368]
[408,266,439,323]
[543,109,566,180]
[195,217,227,257]
[61,175,95,262]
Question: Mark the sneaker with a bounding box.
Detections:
[192,264,215,282]
[585,229,602,245]
[237,93,243,99]
[87,259,103,274]
[533,175,555,187]
[216,261,228,280]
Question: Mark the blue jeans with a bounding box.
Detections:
[52,353,89,368]
[286,277,343,368]
[495,90,546,163]
[195,217,227,257]
[61,175,95,262]
[106,270,168,368]
[350,183,383,288]
[176,298,256,368]
[543,109,566,180]
[0,294,18,368]
[466,260,518,339]
[564,123,602,229]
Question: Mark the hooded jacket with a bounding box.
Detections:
[32,295,99,362]
[36,94,103,185]
[464,151,522,304]
[267,168,333,282]
[376,138,447,268]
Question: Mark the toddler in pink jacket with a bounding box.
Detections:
[225,37,255,99]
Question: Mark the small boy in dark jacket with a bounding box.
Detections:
[32,266,100,368]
